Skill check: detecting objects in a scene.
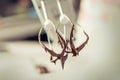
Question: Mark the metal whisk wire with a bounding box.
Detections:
[32,0,56,50]
[56,0,73,40]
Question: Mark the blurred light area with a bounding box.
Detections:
[75,0,120,80]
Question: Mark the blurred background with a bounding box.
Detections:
[0,0,78,41]
[0,0,120,80]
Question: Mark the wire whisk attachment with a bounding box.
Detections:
[32,0,89,69]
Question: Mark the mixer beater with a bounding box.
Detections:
[31,0,89,69]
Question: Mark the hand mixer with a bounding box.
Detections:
[31,0,89,69]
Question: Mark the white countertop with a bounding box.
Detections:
[0,41,119,80]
